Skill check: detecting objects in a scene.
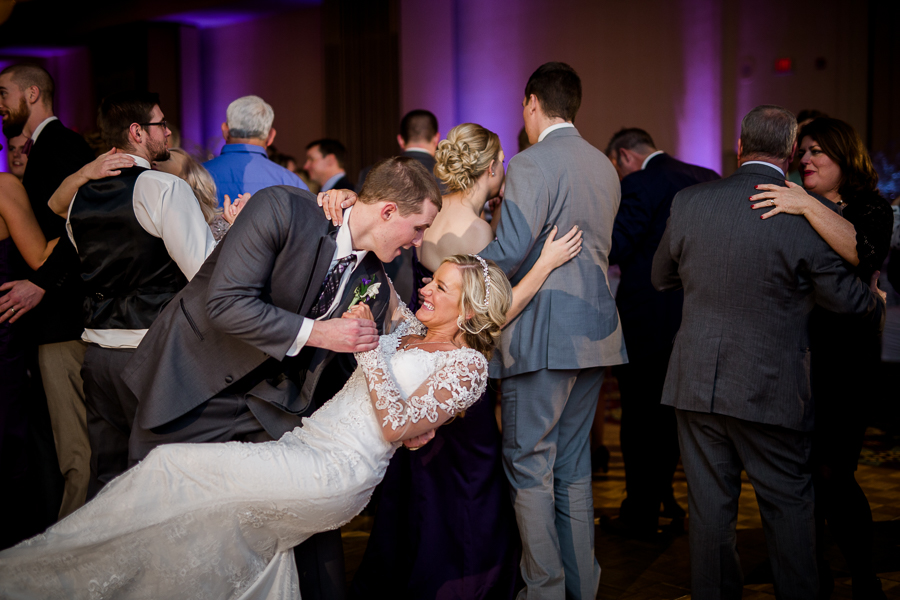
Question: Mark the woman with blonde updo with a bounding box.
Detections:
[351,124,580,600]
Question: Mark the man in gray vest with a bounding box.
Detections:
[480,62,627,599]
[64,91,215,499]
[652,105,885,599]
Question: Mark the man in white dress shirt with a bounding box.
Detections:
[64,91,215,499]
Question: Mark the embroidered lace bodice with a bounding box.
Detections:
[0,303,488,600]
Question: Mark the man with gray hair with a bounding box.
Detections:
[651,105,885,599]
[204,95,307,207]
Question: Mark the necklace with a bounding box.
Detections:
[401,338,460,350]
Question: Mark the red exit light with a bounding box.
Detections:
[774,58,792,73]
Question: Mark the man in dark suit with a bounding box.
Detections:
[304,138,353,192]
[0,64,96,521]
[652,105,885,599]
[356,109,442,192]
[357,109,445,302]
[602,128,719,539]
[123,156,441,600]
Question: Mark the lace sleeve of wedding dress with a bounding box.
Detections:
[355,345,488,443]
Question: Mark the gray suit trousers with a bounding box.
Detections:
[675,409,818,600]
[501,367,604,600]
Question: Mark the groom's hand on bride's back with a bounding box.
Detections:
[307,317,379,353]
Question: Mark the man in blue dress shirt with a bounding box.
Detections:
[204,95,308,207]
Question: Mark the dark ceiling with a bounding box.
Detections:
[0,0,320,48]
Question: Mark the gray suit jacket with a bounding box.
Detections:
[652,163,884,431]
[122,185,389,431]
[480,126,627,378]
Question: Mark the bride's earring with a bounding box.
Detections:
[457,316,464,330]
[490,171,495,177]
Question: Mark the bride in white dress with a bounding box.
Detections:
[0,254,513,600]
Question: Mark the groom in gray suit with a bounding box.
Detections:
[123,157,441,600]
[652,105,885,599]
[481,62,627,599]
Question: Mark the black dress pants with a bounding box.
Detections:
[614,345,680,530]
[82,345,139,500]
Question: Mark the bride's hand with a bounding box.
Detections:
[536,225,582,270]
[342,303,374,321]
[317,189,358,226]
[749,181,815,219]
[223,193,251,224]
[403,429,436,450]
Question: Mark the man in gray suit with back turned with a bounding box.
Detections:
[481,62,627,599]
[652,105,885,599]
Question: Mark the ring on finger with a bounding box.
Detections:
[9,307,16,315]
[769,199,776,206]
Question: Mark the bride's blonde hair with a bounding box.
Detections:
[443,254,511,359]
[434,123,501,194]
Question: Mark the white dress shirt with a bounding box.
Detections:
[537,122,575,143]
[743,161,785,177]
[286,205,368,356]
[30,116,58,143]
[66,155,216,348]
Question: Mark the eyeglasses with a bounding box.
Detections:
[138,121,168,131]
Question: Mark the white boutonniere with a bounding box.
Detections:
[349,278,381,307]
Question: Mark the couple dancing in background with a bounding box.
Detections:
[1,61,625,600]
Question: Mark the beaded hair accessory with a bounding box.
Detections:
[468,254,491,308]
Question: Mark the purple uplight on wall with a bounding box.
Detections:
[0,59,16,174]
[676,0,722,174]
[452,0,527,161]
[0,47,94,173]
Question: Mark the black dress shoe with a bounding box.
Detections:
[852,576,887,600]
[660,495,686,520]
[591,445,610,475]
[599,515,659,541]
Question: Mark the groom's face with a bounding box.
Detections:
[370,200,439,262]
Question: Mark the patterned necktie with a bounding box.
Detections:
[308,255,357,319]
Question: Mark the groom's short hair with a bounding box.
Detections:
[358,156,442,215]
[525,62,581,123]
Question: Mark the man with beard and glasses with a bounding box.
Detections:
[0,64,96,527]
[55,91,215,497]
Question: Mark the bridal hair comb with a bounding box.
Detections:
[468,254,492,308]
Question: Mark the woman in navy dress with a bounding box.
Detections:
[350,123,582,599]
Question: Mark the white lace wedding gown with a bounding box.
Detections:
[0,308,487,600]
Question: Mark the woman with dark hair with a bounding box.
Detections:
[750,117,893,599]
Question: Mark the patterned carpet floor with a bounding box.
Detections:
[342,371,900,599]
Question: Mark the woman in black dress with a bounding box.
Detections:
[751,117,892,599]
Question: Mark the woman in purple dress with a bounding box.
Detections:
[350,123,582,599]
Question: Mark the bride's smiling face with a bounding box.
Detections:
[416,263,464,330]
